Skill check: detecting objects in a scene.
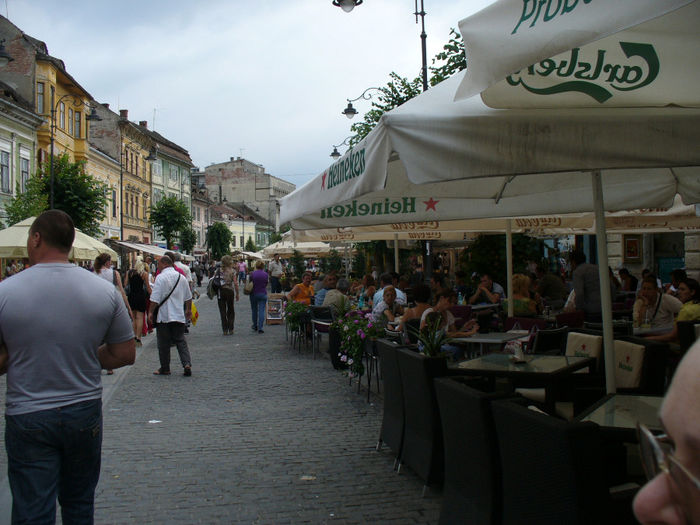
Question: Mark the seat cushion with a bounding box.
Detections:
[565,332,603,362]
[614,340,645,389]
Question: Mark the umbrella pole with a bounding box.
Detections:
[394,234,399,274]
[592,170,616,394]
[506,220,514,318]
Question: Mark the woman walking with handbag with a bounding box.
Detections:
[125,265,151,345]
[217,256,239,335]
[250,260,269,334]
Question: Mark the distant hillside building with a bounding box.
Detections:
[202,157,295,230]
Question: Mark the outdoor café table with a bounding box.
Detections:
[452,332,524,356]
[633,324,674,337]
[577,394,663,442]
[449,353,595,414]
[470,303,500,311]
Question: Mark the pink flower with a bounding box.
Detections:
[358,330,366,339]
[340,355,347,362]
[367,322,373,328]
[354,320,359,324]
[348,358,354,365]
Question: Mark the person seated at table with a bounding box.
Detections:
[646,278,700,343]
[322,278,350,315]
[421,289,479,337]
[355,274,376,308]
[397,283,432,334]
[314,273,337,306]
[429,273,448,300]
[632,340,700,524]
[287,271,314,305]
[468,273,504,305]
[454,271,472,300]
[634,275,682,329]
[371,286,404,328]
[419,292,479,360]
[637,268,663,291]
[373,273,407,306]
[535,265,568,303]
[664,268,687,298]
[503,273,539,316]
[618,267,639,292]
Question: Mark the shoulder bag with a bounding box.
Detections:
[153,275,181,322]
[244,275,254,295]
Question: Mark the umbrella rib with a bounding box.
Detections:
[494,176,516,204]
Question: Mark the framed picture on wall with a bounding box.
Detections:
[623,234,642,263]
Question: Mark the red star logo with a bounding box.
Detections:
[423,197,439,211]
[626,355,630,363]
[321,171,327,190]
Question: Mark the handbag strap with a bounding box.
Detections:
[159,275,181,307]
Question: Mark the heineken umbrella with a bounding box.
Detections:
[290,196,700,242]
[0,217,118,261]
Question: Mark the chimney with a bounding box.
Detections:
[102,103,109,109]
[119,109,128,120]
[139,121,147,128]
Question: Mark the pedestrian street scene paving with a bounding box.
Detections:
[0,280,440,524]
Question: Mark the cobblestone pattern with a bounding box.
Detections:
[0,281,442,524]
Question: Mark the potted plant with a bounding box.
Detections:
[332,310,383,378]
[284,301,308,334]
[409,315,452,357]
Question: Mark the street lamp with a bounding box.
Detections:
[334,1,428,92]
[0,39,14,67]
[332,0,362,13]
[342,87,381,119]
[48,86,102,209]
[330,136,354,160]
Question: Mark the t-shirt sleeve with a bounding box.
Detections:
[105,287,137,343]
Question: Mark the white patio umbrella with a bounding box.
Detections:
[280,5,700,393]
[0,217,118,261]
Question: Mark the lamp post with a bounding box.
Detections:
[48,86,102,209]
[118,135,156,241]
[342,87,381,119]
[330,136,354,160]
[332,0,362,12]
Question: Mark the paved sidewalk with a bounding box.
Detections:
[0,283,441,524]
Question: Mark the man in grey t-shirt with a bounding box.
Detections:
[0,210,135,524]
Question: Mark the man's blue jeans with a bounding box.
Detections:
[5,399,102,525]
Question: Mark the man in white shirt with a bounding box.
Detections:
[149,256,193,376]
[373,273,407,306]
[269,253,284,294]
[171,252,193,289]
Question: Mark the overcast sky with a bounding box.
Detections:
[5,0,492,188]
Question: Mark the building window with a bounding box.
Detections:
[74,111,81,138]
[232,236,236,247]
[135,154,139,177]
[68,108,73,135]
[112,189,117,217]
[135,196,139,219]
[20,157,30,192]
[169,165,178,182]
[36,82,45,114]
[240,236,244,247]
[130,195,134,217]
[59,102,65,130]
[153,188,163,204]
[143,196,147,219]
[0,151,9,193]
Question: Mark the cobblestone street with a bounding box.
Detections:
[0,282,441,524]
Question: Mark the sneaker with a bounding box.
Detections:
[258,330,264,334]
[183,366,192,377]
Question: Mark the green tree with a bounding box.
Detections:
[460,234,543,285]
[349,30,466,144]
[350,73,423,144]
[6,153,108,236]
[206,222,232,260]
[244,236,257,252]
[289,249,306,280]
[179,226,197,254]
[327,249,343,274]
[429,29,466,86]
[150,196,192,249]
[268,231,283,245]
[352,245,367,276]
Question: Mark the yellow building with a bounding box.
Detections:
[87,146,120,240]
